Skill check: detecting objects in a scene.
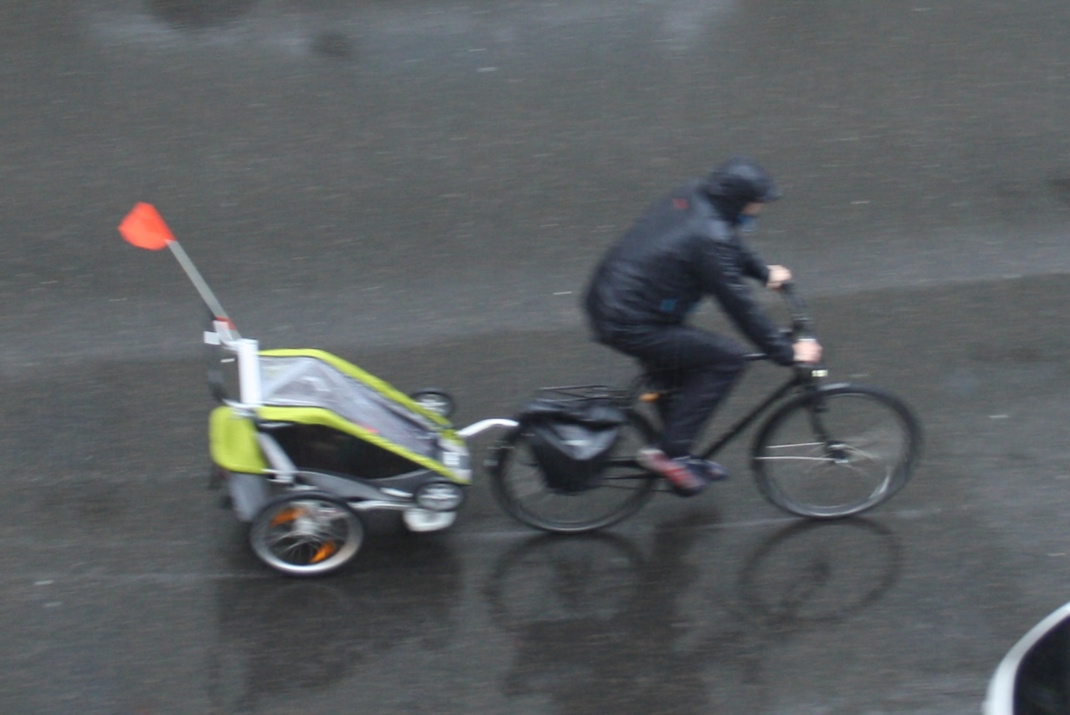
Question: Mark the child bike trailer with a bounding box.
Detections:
[119,203,512,577]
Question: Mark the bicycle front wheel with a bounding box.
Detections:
[752,384,921,519]
[489,413,658,533]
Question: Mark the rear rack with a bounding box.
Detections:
[535,384,631,403]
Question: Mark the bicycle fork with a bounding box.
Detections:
[803,387,850,464]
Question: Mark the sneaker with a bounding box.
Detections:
[686,457,729,482]
[636,447,709,497]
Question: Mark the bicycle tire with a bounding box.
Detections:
[489,412,658,533]
[751,384,921,519]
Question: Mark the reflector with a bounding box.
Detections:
[312,542,338,563]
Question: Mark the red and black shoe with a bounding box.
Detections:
[685,457,730,482]
[636,447,710,497]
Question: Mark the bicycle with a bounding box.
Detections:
[487,283,922,533]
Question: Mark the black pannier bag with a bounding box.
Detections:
[519,396,629,493]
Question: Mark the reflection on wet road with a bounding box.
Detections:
[484,520,901,715]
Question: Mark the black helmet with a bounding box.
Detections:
[705,157,781,221]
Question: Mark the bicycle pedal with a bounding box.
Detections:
[639,391,663,403]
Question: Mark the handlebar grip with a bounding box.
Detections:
[777,280,815,338]
[779,280,803,307]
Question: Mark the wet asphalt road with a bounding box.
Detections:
[3,1,1070,713]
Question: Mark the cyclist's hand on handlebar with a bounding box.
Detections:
[767,265,793,291]
[792,338,823,364]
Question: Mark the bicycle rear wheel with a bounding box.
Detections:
[489,413,658,533]
[751,384,921,519]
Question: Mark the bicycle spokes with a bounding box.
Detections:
[753,387,919,518]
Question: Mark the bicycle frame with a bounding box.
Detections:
[695,362,822,461]
[631,355,830,464]
[691,282,826,459]
[610,284,824,469]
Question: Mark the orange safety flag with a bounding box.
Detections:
[118,202,175,250]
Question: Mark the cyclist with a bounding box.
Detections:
[583,157,822,496]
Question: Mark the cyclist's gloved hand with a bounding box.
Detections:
[792,338,822,364]
[766,265,793,291]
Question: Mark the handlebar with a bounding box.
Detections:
[740,281,821,369]
[780,282,825,374]
[778,281,815,339]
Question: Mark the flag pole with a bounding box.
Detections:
[166,240,230,321]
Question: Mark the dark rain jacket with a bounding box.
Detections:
[584,179,795,366]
